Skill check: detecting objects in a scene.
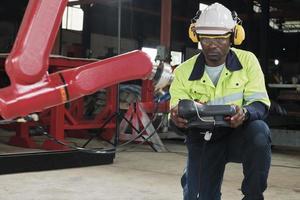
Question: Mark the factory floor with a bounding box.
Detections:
[0,135,299,200]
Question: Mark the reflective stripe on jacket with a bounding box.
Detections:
[169,48,270,108]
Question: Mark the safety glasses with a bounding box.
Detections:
[199,33,231,46]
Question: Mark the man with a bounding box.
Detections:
[169,3,271,200]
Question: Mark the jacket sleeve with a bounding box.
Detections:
[243,52,271,108]
[244,101,269,121]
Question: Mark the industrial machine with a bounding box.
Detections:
[0,0,173,173]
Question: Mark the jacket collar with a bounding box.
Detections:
[188,49,243,80]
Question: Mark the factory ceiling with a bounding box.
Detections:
[1,0,299,32]
[0,0,299,61]
[68,0,300,33]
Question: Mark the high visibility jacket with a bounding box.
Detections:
[169,48,270,109]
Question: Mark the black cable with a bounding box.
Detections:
[82,99,161,150]
[36,99,166,154]
[36,125,114,154]
[116,94,174,152]
[114,113,168,152]
[37,112,162,154]
[0,99,168,154]
[81,113,118,148]
[93,98,164,150]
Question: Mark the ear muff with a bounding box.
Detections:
[232,24,245,45]
[231,11,245,45]
[188,23,199,43]
[188,10,201,43]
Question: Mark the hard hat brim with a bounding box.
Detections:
[196,30,230,35]
[195,27,233,35]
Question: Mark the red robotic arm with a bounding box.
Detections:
[1,0,153,119]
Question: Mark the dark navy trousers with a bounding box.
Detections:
[182,120,271,200]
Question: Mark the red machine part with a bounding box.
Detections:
[0,55,122,150]
[1,51,152,119]
[0,0,171,150]
[5,0,67,85]
[1,0,153,120]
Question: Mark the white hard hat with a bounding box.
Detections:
[195,3,236,35]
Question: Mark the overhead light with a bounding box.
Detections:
[274,59,279,66]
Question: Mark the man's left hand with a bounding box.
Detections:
[224,105,245,128]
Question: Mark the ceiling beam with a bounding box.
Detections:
[68,0,300,21]
[68,0,130,6]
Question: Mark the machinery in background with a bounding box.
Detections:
[267,83,300,148]
[266,60,300,148]
[118,47,174,152]
[0,0,173,152]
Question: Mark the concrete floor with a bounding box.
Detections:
[0,139,299,200]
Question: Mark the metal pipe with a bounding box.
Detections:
[115,0,122,147]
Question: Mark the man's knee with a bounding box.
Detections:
[244,120,271,148]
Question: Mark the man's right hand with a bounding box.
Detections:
[170,105,188,128]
